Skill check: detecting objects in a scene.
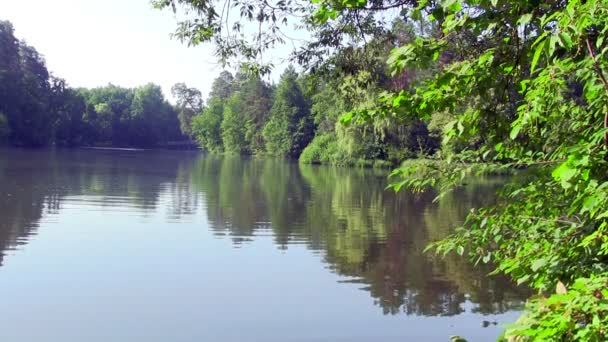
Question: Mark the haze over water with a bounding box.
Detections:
[0,148,526,341]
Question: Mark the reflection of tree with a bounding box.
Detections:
[194,155,528,317]
[0,149,198,265]
[192,155,268,242]
[0,150,528,318]
[299,167,529,316]
[192,156,312,246]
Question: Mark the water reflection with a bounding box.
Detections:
[192,156,528,317]
[0,149,526,321]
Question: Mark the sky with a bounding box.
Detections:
[0,0,289,102]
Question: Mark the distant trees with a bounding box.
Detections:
[49,77,87,146]
[187,50,436,165]
[171,82,203,137]
[221,92,247,153]
[1,17,436,164]
[263,67,313,157]
[192,70,275,154]
[0,20,53,147]
[0,19,184,148]
[240,76,272,153]
[191,97,223,152]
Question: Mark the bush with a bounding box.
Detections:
[299,133,338,164]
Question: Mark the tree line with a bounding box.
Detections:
[1,17,437,167]
[0,20,187,148]
[190,18,439,166]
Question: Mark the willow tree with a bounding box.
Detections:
[157,0,608,339]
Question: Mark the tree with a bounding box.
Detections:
[192,97,224,151]
[221,92,247,153]
[263,67,313,157]
[0,21,21,139]
[337,1,608,339]
[171,82,203,137]
[13,41,52,146]
[239,75,273,153]
[209,71,234,100]
[130,83,178,147]
[79,85,134,145]
[49,77,87,146]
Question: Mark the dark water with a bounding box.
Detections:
[0,148,527,342]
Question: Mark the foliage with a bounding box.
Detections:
[221,92,247,153]
[171,82,203,137]
[192,97,224,152]
[299,133,339,164]
[240,75,273,153]
[0,19,184,148]
[49,77,88,146]
[190,71,274,154]
[263,67,314,157]
[343,0,608,339]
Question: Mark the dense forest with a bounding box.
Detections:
[0,20,186,148]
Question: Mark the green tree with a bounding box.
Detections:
[130,83,179,147]
[49,77,87,146]
[240,75,272,153]
[191,97,224,152]
[11,41,52,146]
[209,71,235,100]
[221,92,247,153]
[171,82,203,137]
[0,21,21,139]
[79,85,134,145]
[263,67,313,157]
[337,1,608,339]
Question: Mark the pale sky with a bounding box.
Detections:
[0,0,290,102]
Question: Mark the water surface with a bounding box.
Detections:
[0,148,526,341]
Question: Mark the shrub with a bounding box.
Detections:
[299,133,338,164]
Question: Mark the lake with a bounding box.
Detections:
[0,148,527,341]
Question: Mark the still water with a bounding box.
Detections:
[0,148,527,341]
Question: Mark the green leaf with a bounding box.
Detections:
[531,41,544,73]
[531,258,547,272]
[510,123,522,140]
[548,34,558,57]
[517,274,531,285]
[558,32,573,49]
[552,161,578,189]
[517,13,533,26]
